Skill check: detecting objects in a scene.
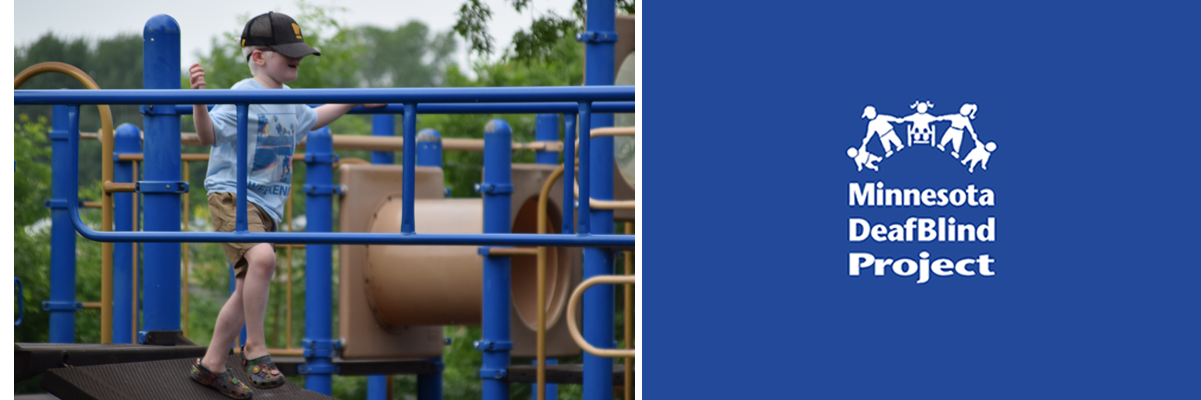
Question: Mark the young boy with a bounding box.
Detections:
[187,11,379,398]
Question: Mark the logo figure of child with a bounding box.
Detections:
[860,105,905,157]
[962,140,996,173]
[847,145,882,171]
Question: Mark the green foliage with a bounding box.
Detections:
[456,0,635,62]
[14,33,145,189]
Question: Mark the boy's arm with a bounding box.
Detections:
[189,63,216,146]
[313,103,386,130]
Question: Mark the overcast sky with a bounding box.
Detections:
[15,0,577,73]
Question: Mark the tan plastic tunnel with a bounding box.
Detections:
[339,164,582,359]
[364,195,570,331]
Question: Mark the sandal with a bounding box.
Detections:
[189,358,252,399]
[242,351,286,389]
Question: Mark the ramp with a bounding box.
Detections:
[42,353,335,400]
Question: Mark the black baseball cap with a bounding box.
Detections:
[240,12,321,60]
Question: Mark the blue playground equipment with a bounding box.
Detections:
[14,2,635,400]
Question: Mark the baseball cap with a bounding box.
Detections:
[240,12,321,60]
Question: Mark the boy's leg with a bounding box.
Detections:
[240,243,276,360]
[201,276,247,372]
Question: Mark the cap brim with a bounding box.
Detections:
[269,42,321,58]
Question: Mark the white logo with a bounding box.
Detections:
[848,101,997,173]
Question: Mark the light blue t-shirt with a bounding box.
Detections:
[203,78,319,226]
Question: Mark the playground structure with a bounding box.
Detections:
[14,5,636,400]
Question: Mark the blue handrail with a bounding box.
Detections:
[13,86,634,105]
[172,102,635,115]
[46,84,635,249]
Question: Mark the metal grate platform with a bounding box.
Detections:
[506,363,628,385]
[42,353,335,400]
[16,343,208,382]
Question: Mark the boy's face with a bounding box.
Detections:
[255,50,304,86]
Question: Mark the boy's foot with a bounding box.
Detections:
[243,353,286,389]
[190,359,252,399]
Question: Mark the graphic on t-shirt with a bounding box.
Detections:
[847,101,997,173]
[251,113,297,184]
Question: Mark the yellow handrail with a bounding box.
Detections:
[571,126,637,210]
[535,165,566,400]
[565,275,637,358]
[16,62,116,344]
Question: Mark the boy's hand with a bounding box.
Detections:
[189,63,206,90]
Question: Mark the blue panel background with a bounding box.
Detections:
[643,1,1200,398]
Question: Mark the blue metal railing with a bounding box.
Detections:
[176,102,635,115]
[15,87,635,249]
[15,86,632,105]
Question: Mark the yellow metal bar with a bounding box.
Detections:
[536,165,566,400]
[103,182,137,193]
[590,126,635,137]
[566,275,637,358]
[182,162,190,339]
[16,62,116,344]
[488,247,539,256]
[81,302,102,309]
[118,153,210,162]
[82,201,103,209]
[623,222,634,400]
[588,199,635,210]
[292,135,562,152]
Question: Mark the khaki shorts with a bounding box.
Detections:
[208,193,276,278]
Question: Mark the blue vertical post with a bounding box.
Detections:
[581,1,617,399]
[401,104,417,234]
[230,264,246,349]
[535,114,560,165]
[416,129,443,170]
[46,105,78,343]
[416,128,444,400]
[562,114,576,235]
[367,375,388,400]
[366,117,403,400]
[480,119,513,400]
[303,127,336,395]
[300,126,338,391]
[140,14,183,340]
[112,123,140,343]
[372,114,396,165]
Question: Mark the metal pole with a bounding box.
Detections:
[401,103,417,233]
[416,129,444,171]
[533,359,559,400]
[112,123,140,343]
[46,104,78,343]
[366,116,396,400]
[303,127,337,394]
[562,114,576,235]
[371,114,396,164]
[480,119,513,400]
[368,375,388,400]
[581,1,617,399]
[416,129,444,400]
[535,114,561,165]
[140,14,183,339]
[534,113,559,400]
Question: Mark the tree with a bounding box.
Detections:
[455,0,635,62]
